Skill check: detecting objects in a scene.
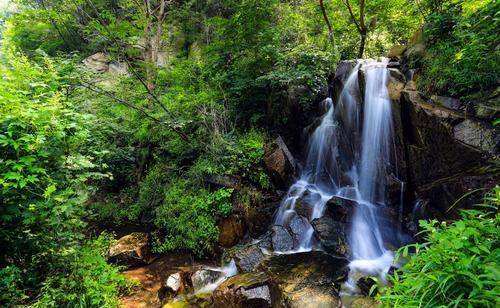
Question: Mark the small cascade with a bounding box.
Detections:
[193,259,238,294]
[272,58,407,296]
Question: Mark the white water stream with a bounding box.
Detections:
[273,58,403,293]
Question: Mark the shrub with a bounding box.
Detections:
[153,181,234,256]
[379,187,500,307]
[192,130,270,189]
[418,0,499,98]
[33,234,129,308]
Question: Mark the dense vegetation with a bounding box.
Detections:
[0,0,498,306]
[380,187,499,307]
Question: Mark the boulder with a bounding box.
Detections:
[191,269,223,292]
[271,225,294,252]
[288,215,312,247]
[258,251,348,308]
[403,27,426,61]
[294,189,323,219]
[311,216,349,257]
[108,232,151,267]
[387,68,405,100]
[293,197,313,219]
[263,136,297,189]
[229,244,265,273]
[108,61,129,75]
[333,60,357,100]
[325,196,355,223]
[218,216,246,248]
[83,52,109,72]
[164,272,184,293]
[212,272,277,307]
[400,90,483,187]
[430,95,462,111]
[453,119,498,154]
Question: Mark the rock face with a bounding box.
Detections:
[108,232,151,267]
[229,244,265,273]
[263,136,297,189]
[218,216,246,248]
[83,52,109,72]
[324,196,355,223]
[212,272,277,307]
[453,119,498,154]
[271,225,294,252]
[259,251,348,308]
[311,217,349,257]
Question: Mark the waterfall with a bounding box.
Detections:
[273,58,402,290]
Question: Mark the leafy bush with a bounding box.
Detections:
[418,0,499,97]
[33,234,129,308]
[0,266,25,306]
[192,130,270,189]
[379,187,500,307]
[153,181,234,256]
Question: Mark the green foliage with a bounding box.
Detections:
[153,181,234,255]
[0,27,124,306]
[0,266,26,306]
[192,130,270,189]
[418,0,499,97]
[379,187,500,307]
[33,234,129,308]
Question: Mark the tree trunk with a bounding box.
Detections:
[358,28,367,58]
[319,0,335,50]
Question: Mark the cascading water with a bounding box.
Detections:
[273,58,404,293]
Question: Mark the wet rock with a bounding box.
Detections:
[400,90,483,187]
[259,251,348,308]
[83,52,109,72]
[256,232,273,251]
[212,272,276,307]
[325,196,355,223]
[230,244,265,273]
[191,269,222,292]
[263,136,297,189]
[431,95,462,111]
[388,68,405,101]
[108,232,151,267]
[288,215,311,247]
[294,189,323,219]
[357,276,378,297]
[271,225,294,252]
[218,216,246,248]
[120,252,194,308]
[453,119,498,154]
[244,200,279,238]
[333,60,357,99]
[164,272,184,293]
[311,217,349,257]
[294,196,313,219]
[415,173,498,221]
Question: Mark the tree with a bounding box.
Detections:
[319,0,335,50]
[341,0,370,58]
